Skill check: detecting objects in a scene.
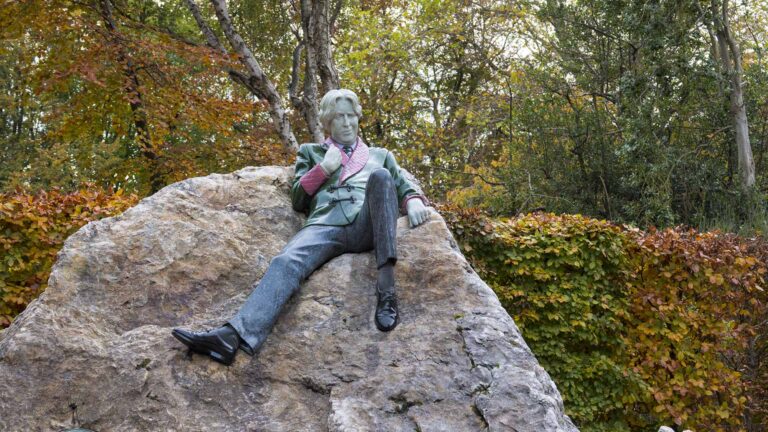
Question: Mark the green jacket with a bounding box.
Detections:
[290,141,424,227]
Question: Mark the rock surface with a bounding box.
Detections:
[0,166,578,432]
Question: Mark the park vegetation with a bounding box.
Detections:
[443,206,767,431]
[2,0,768,430]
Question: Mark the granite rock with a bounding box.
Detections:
[0,166,578,432]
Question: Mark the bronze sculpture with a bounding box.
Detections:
[172,89,430,365]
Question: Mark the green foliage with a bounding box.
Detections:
[452,208,644,430]
[442,205,768,431]
[337,0,519,201]
[0,186,138,327]
[3,0,768,231]
[435,0,768,231]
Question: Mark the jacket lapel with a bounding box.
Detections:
[340,139,369,184]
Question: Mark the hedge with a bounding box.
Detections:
[441,205,767,432]
[1,186,138,327]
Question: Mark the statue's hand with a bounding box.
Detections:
[406,198,430,228]
[319,145,342,175]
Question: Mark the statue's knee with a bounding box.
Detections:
[370,168,393,185]
[271,253,297,274]
[272,252,312,283]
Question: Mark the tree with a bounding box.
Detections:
[183,0,342,149]
[1,0,286,195]
[706,0,755,189]
[99,0,163,192]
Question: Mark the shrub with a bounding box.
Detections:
[0,186,138,327]
[625,228,763,429]
[440,205,767,431]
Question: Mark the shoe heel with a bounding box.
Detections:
[209,351,233,365]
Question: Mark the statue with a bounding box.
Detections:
[172,89,431,365]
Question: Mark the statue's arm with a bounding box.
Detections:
[383,150,429,215]
[291,144,327,213]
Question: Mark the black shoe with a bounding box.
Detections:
[172,325,240,366]
[375,282,399,332]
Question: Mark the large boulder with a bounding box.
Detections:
[0,166,578,431]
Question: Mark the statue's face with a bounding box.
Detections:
[330,98,359,146]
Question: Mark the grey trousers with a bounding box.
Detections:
[229,168,399,355]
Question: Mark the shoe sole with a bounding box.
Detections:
[375,320,398,332]
[172,329,236,366]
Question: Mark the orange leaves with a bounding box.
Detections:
[441,207,768,430]
[610,226,766,430]
[0,185,138,328]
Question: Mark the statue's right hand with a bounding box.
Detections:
[319,145,342,175]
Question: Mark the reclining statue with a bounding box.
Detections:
[172,88,431,365]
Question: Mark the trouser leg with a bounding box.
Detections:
[348,168,399,268]
[228,225,345,355]
[350,168,400,331]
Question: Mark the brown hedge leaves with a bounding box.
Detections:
[0,186,138,327]
[441,205,767,431]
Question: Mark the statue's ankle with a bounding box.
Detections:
[377,264,395,290]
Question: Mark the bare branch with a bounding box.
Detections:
[208,0,298,151]
[288,41,305,110]
[184,0,227,55]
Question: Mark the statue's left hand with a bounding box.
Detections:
[406,198,431,228]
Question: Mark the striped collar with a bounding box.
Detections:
[324,136,369,184]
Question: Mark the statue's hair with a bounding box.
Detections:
[318,89,363,134]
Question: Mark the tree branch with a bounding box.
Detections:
[288,41,305,110]
[183,0,227,55]
[330,0,343,30]
[207,0,298,151]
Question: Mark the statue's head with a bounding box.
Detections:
[319,89,363,146]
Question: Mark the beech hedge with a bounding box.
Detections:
[441,205,767,432]
[0,186,138,327]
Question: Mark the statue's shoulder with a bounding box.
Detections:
[367,146,391,164]
[298,142,328,156]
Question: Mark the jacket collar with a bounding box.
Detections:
[323,136,369,184]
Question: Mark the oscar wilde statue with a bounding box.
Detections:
[172,89,431,365]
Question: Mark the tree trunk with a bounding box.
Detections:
[301,0,325,143]
[183,0,227,55]
[312,0,340,94]
[99,0,164,194]
[712,0,754,189]
[207,0,299,153]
